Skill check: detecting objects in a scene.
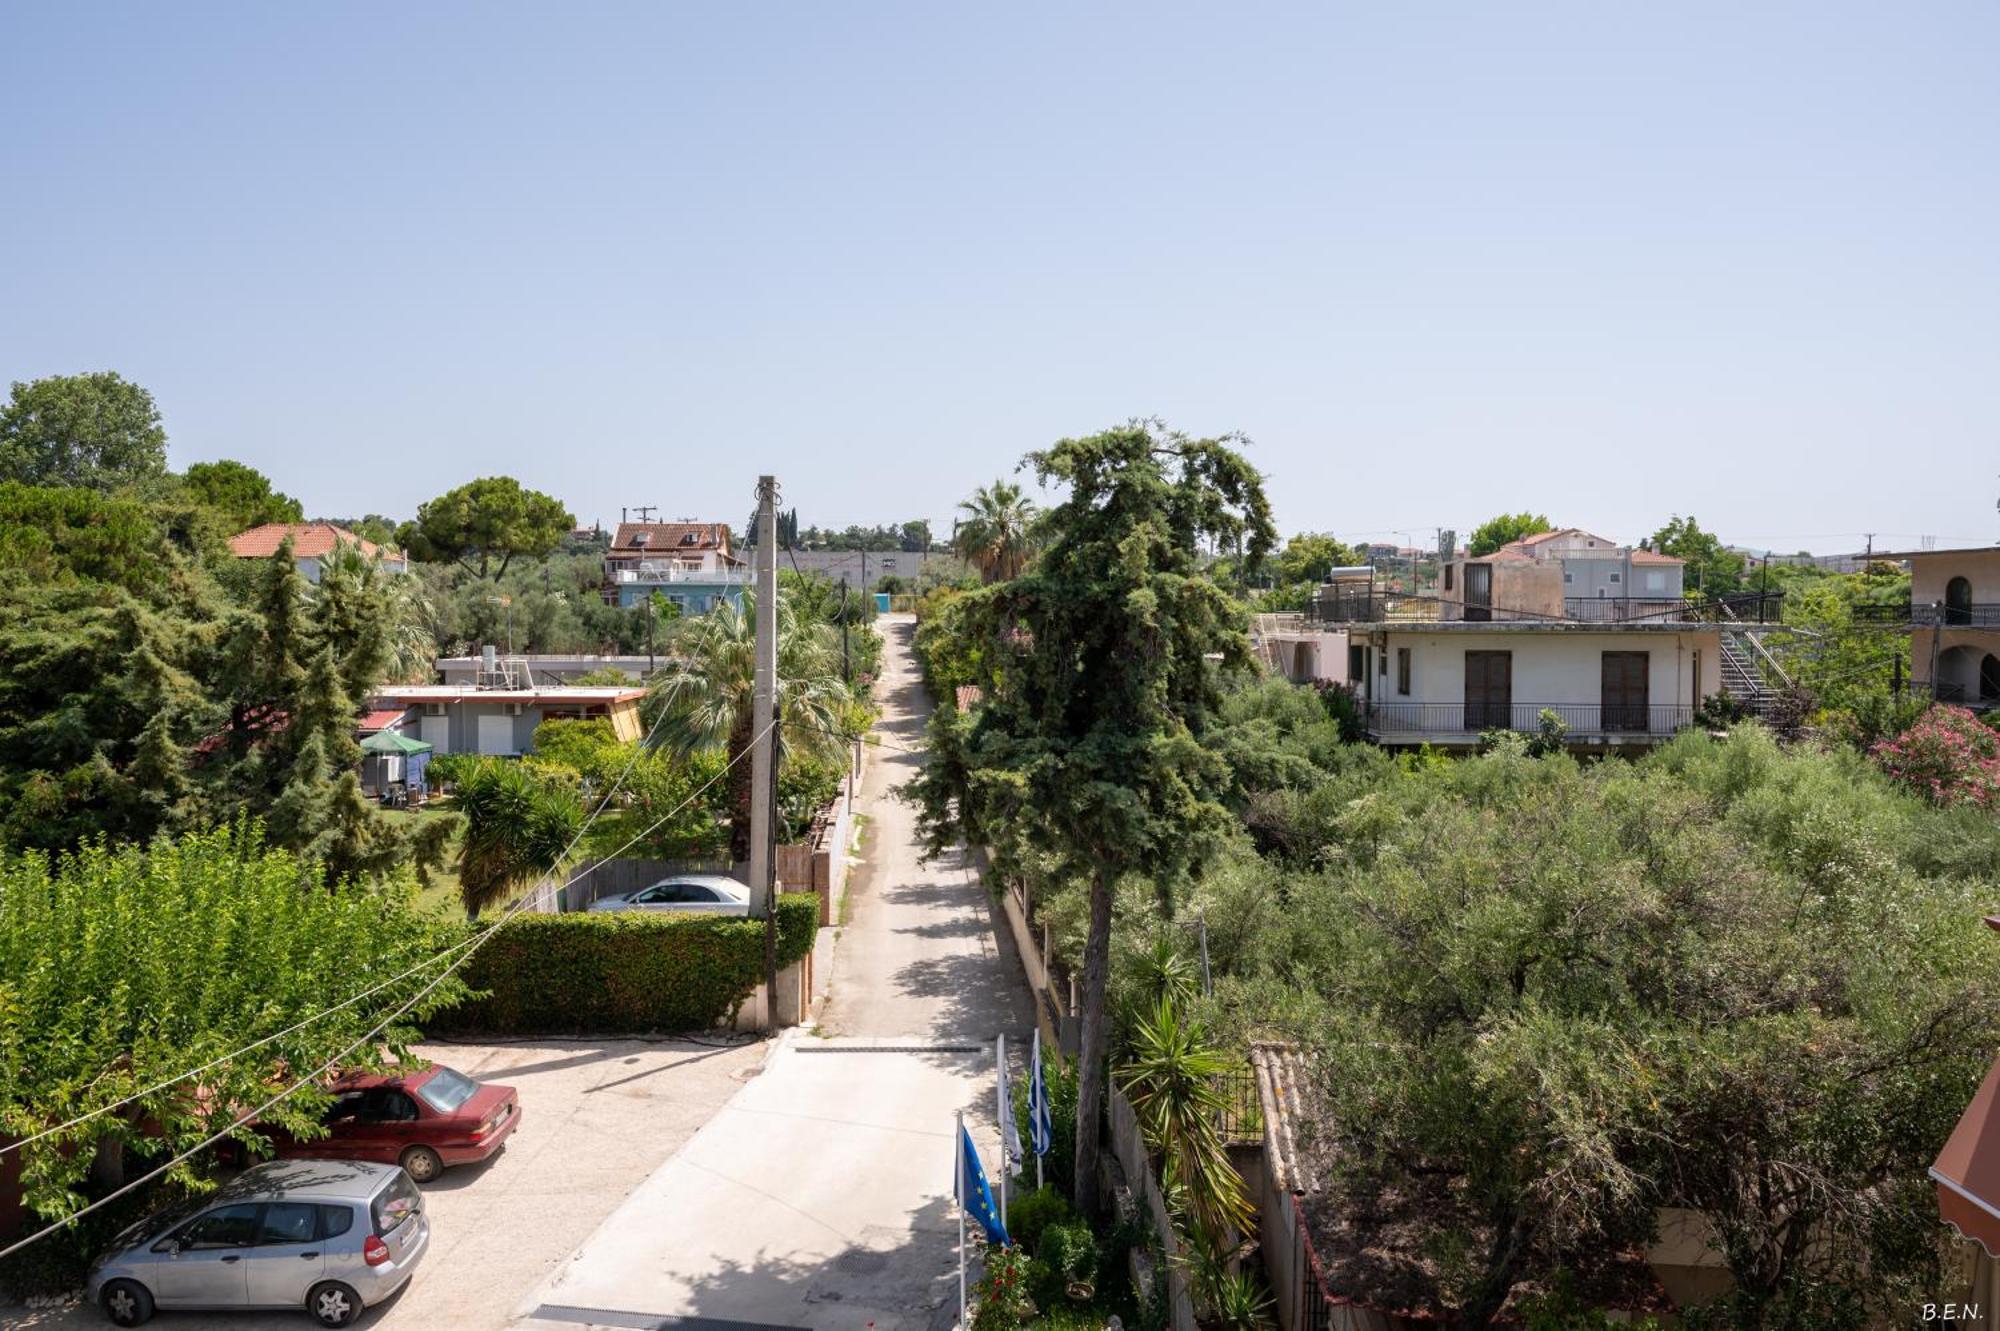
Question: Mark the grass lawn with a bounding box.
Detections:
[377,805,466,918]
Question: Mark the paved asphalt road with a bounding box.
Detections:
[515,614,1037,1331]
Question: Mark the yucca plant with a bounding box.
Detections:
[1114,995,1254,1240]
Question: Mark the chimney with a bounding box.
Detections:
[482,644,498,678]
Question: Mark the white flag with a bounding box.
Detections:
[997,1034,1024,1176]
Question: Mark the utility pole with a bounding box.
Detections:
[749,475,780,1028]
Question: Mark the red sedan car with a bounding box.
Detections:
[274,1066,521,1184]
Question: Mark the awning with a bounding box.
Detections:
[361,730,433,756]
[1936,1052,2000,1257]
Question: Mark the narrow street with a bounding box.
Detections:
[514,614,1036,1331]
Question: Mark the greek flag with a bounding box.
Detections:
[997,1035,1023,1176]
[1028,1028,1053,1159]
[956,1122,1009,1245]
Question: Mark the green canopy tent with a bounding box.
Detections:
[360,729,433,798]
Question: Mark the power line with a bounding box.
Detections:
[0,694,683,1163]
[0,721,774,1264]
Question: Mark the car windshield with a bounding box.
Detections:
[117,1197,201,1249]
[413,1066,480,1113]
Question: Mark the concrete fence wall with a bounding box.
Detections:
[986,851,1079,1055]
[1107,1082,1200,1331]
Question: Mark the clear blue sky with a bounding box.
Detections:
[3,3,1995,553]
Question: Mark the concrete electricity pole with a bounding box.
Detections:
[749,476,780,1025]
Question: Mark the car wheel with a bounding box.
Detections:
[101,1279,154,1327]
[308,1280,362,1328]
[400,1144,444,1183]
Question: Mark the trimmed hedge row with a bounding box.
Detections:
[430,893,820,1035]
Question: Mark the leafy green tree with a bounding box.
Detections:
[1467,511,1552,557]
[1273,532,1356,586]
[453,758,586,918]
[909,420,1274,1212]
[182,459,304,531]
[0,372,168,491]
[1176,727,2000,1325]
[398,476,573,579]
[0,482,180,593]
[0,825,468,1222]
[645,595,855,862]
[953,479,1039,583]
[1646,514,1744,596]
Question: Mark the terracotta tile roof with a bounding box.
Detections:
[955,685,984,712]
[610,522,731,555]
[1629,549,1684,565]
[357,707,409,733]
[228,523,386,561]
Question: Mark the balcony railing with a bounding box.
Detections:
[1852,602,2000,628]
[1367,701,1695,737]
[610,563,749,584]
[1307,590,1782,627]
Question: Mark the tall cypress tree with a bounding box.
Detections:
[908,421,1273,1213]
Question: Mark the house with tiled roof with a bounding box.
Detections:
[227,523,408,584]
[602,520,746,614]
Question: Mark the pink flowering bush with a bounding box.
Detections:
[1872,705,2000,808]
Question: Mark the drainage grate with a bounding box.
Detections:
[531,1304,801,1331]
[795,1043,981,1054]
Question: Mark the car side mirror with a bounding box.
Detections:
[153,1238,181,1255]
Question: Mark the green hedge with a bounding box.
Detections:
[430,893,820,1034]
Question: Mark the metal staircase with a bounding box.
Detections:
[1716,603,1790,715]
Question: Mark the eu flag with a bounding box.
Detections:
[956,1123,1010,1245]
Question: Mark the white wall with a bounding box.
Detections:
[1382,630,1720,709]
[1912,550,2000,606]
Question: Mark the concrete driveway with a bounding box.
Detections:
[3,1036,768,1331]
[515,615,1036,1331]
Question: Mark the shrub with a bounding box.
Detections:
[971,1240,1037,1331]
[1005,1185,1074,1256]
[1873,704,2000,808]
[431,892,819,1034]
[1039,1219,1101,1293]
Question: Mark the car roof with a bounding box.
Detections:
[217,1158,402,1203]
[641,874,748,896]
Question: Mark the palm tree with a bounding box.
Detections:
[454,759,585,919]
[954,479,1038,583]
[645,593,854,863]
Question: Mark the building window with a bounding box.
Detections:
[1379,650,1388,676]
[1396,647,1411,695]
[1563,571,1573,584]
[1609,572,1621,584]
[1443,565,1454,592]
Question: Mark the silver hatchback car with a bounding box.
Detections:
[86,1158,429,1327]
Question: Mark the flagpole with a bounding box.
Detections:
[995,1034,1007,1228]
[956,1108,967,1329]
